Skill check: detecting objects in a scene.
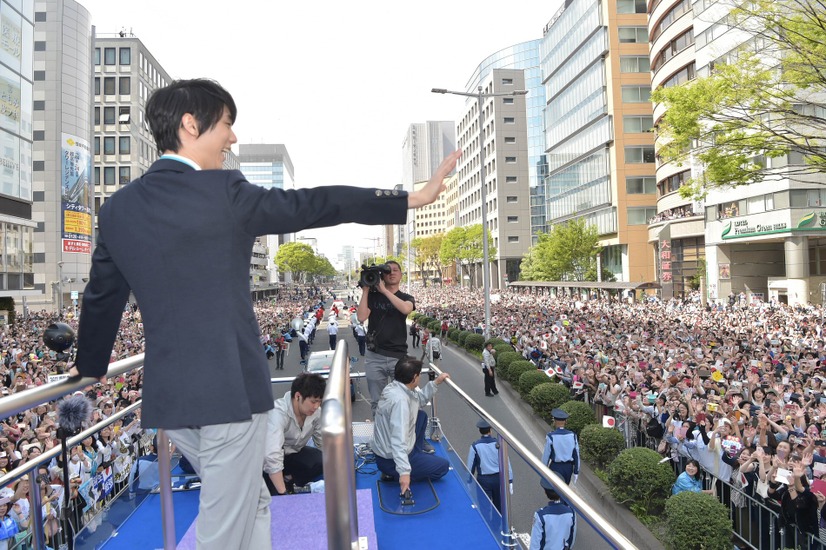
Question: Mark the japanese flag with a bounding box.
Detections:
[603,416,616,428]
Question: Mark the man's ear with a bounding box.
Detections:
[180,113,200,138]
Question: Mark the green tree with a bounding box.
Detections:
[439,225,495,288]
[309,255,337,282]
[520,218,602,281]
[651,0,826,198]
[274,242,317,283]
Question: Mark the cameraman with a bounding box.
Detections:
[357,261,414,416]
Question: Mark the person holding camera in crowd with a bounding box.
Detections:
[357,260,416,418]
[482,341,499,397]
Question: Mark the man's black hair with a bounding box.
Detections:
[394,356,422,384]
[146,78,237,154]
[291,372,326,400]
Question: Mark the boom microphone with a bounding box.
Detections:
[57,394,92,435]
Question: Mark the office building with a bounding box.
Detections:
[239,144,295,285]
[540,0,657,283]
[30,1,90,313]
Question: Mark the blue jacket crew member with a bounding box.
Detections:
[467,418,512,512]
[540,409,580,487]
[530,488,576,550]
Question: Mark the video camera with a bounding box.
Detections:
[359,263,391,289]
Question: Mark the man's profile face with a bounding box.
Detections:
[191,106,237,170]
[296,394,322,417]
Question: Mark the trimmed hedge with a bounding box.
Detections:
[508,360,538,384]
[495,351,522,379]
[486,338,508,348]
[607,447,675,518]
[518,369,551,397]
[448,328,459,341]
[559,401,597,435]
[428,320,441,333]
[493,344,512,357]
[528,383,571,422]
[458,331,471,346]
[580,425,625,469]
[464,333,485,352]
[665,492,732,550]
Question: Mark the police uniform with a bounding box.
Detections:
[529,498,576,550]
[466,419,512,511]
[540,409,579,487]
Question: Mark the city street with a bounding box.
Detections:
[264,296,613,548]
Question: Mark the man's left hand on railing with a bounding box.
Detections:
[434,373,450,385]
[67,364,107,385]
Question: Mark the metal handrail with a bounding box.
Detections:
[0,354,145,421]
[320,339,359,550]
[428,362,639,550]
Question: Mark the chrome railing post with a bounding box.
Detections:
[28,470,45,549]
[320,340,359,550]
[497,435,516,548]
[157,429,175,550]
[425,363,442,442]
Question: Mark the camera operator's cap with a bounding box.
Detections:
[552,409,569,421]
[476,418,491,429]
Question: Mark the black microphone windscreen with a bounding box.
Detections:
[57,394,92,433]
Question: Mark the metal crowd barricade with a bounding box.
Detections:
[590,400,826,550]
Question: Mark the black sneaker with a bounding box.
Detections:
[380,473,395,482]
[422,441,435,454]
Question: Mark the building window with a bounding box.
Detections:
[506,196,518,203]
[104,167,116,184]
[94,78,100,95]
[503,97,514,104]
[34,41,46,51]
[94,167,100,184]
[104,107,115,124]
[120,47,131,65]
[617,0,646,13]
[618,26,648,43]
[33,101,45,111]
[119,136,130,154]
[628,206,657,225]
[505,156,516,163]
[620,56,651,73]
[104,137,115,155]
[119,77,130,95]
[621,85,652,103]
[626,176,656,194]
[625,146,656,163]
[119,166,131,184]
[506,176,517,183]
[94,137,100,155]
[623,115,654,133]
[502,78,513,85]
[94,48,100,65]
[33,131,44,141]
[507,216,518,223]
[104,47,116,65]
[34,11,46,22]
[33,71,45,81]
[504,136,516,144]
[104,77,116,95]
[503,117,515,124]
[119,106,131,124]
[507,236,519,243]
[94,107,100,125]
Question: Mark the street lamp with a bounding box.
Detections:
[432,86,528,340]
[57,261,64,315]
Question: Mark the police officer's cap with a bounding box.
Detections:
[476,418,491,429]
[551,408,569,421]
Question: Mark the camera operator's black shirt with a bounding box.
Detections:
[367,289,415,359]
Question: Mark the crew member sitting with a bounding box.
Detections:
[264,373,326,495]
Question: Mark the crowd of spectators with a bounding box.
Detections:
[414,283,826,545]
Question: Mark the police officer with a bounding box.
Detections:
[540,409,580,487]
[466,418,512,512]
[529,488,576,550]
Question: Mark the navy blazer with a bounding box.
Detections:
[76,159,408,429]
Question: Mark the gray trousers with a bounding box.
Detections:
[167,412,271,550]
[365,350,398,416]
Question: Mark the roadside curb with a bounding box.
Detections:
[444,339,665,550]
